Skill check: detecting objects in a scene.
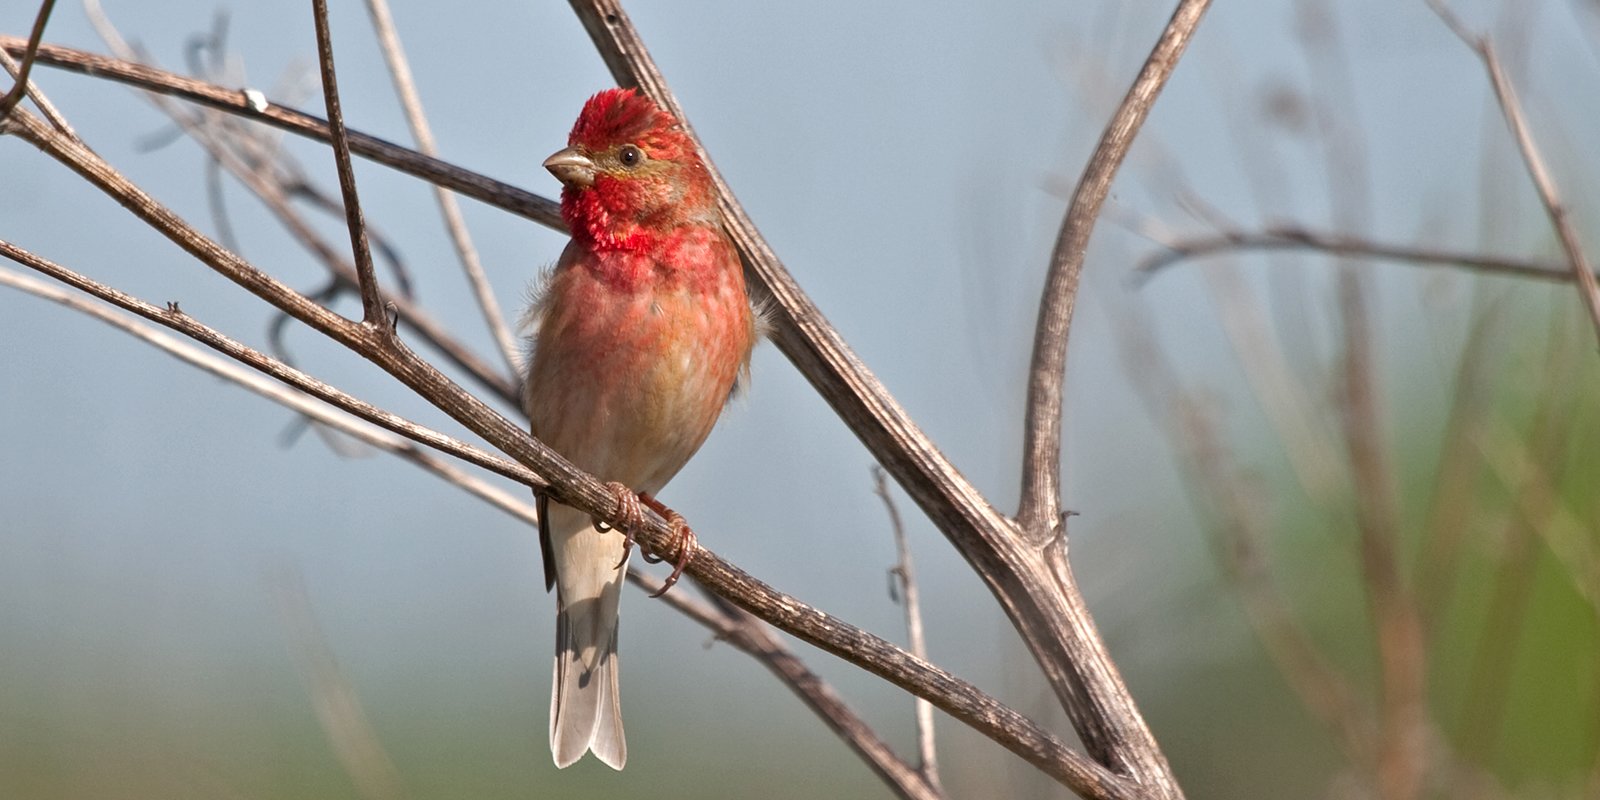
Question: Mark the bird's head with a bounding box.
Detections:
[544,88,716,250]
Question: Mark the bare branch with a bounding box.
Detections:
[1135,225,1578,285]
[78,19,517,402]
[0,238,542,490]
[0,0,54,120]
[3,261,941,799]
[0,39,72,138]
[1426,0,1600,348]
[639,575,945,800]
[875,467,940,790]
[1019,0,1213,535]
[3,103,1126,799]
[362,0,520,372]
[309,0,383,327]
[564,2,1189,793]
[0,36,563,229]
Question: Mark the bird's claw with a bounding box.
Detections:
[594,486,697,594]
[597,482,645,568]
[644,510,696,598]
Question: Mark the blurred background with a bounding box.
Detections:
[3,0,1599,797]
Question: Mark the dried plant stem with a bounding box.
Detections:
[0,237,541,489]
[641,578,947,800]
[0,36,564,229]
[362,0,520,372]
[310,0,383,327]
[0,0,54,119]
[1137,225,1578,285]
[1426,0,1600,348]
[875,468,941,790]
[1110,301,1376,767]
[0,38,71,137]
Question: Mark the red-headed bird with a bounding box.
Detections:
[522,88,758,769]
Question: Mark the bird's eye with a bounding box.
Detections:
[618,145,644,168]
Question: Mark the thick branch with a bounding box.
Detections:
[566,2,1192,794]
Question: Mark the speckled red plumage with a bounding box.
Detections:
[523,88,756,771]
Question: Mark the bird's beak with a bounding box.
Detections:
[544,148,596,188]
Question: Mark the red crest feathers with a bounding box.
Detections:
[568,88,680,152]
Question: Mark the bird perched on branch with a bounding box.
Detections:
[522,87,759,770]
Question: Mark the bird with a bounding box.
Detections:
[521,87,759,770]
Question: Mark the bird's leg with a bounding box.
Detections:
[596,482,647,568]
[636,492,697,597]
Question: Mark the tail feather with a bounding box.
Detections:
[550,608,625,768]
[547,503,628,770]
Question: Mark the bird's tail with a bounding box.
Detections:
[548,503,628,769]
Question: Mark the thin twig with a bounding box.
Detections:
[1426,0,1600,349]
[76,11,516,402]
[310,0,383,327]
[0,238,542,489]
[362,0,520,372]
[0,266,527,518]
[0,37,563,230]
[637,575,946,800]
[1136,225,1578,285]
[874,467,941,790]
[0,37,72,137]
[1018,0,1213,537]
[0,0,54,120]
[3,105,1126,799]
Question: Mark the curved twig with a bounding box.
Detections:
[1018,0,1213,534]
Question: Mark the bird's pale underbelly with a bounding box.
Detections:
[525,278,747,495]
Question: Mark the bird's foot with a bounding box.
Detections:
[597,482,646,568]
[637,492,697,597]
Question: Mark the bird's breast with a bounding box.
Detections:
[524,244,751,494]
